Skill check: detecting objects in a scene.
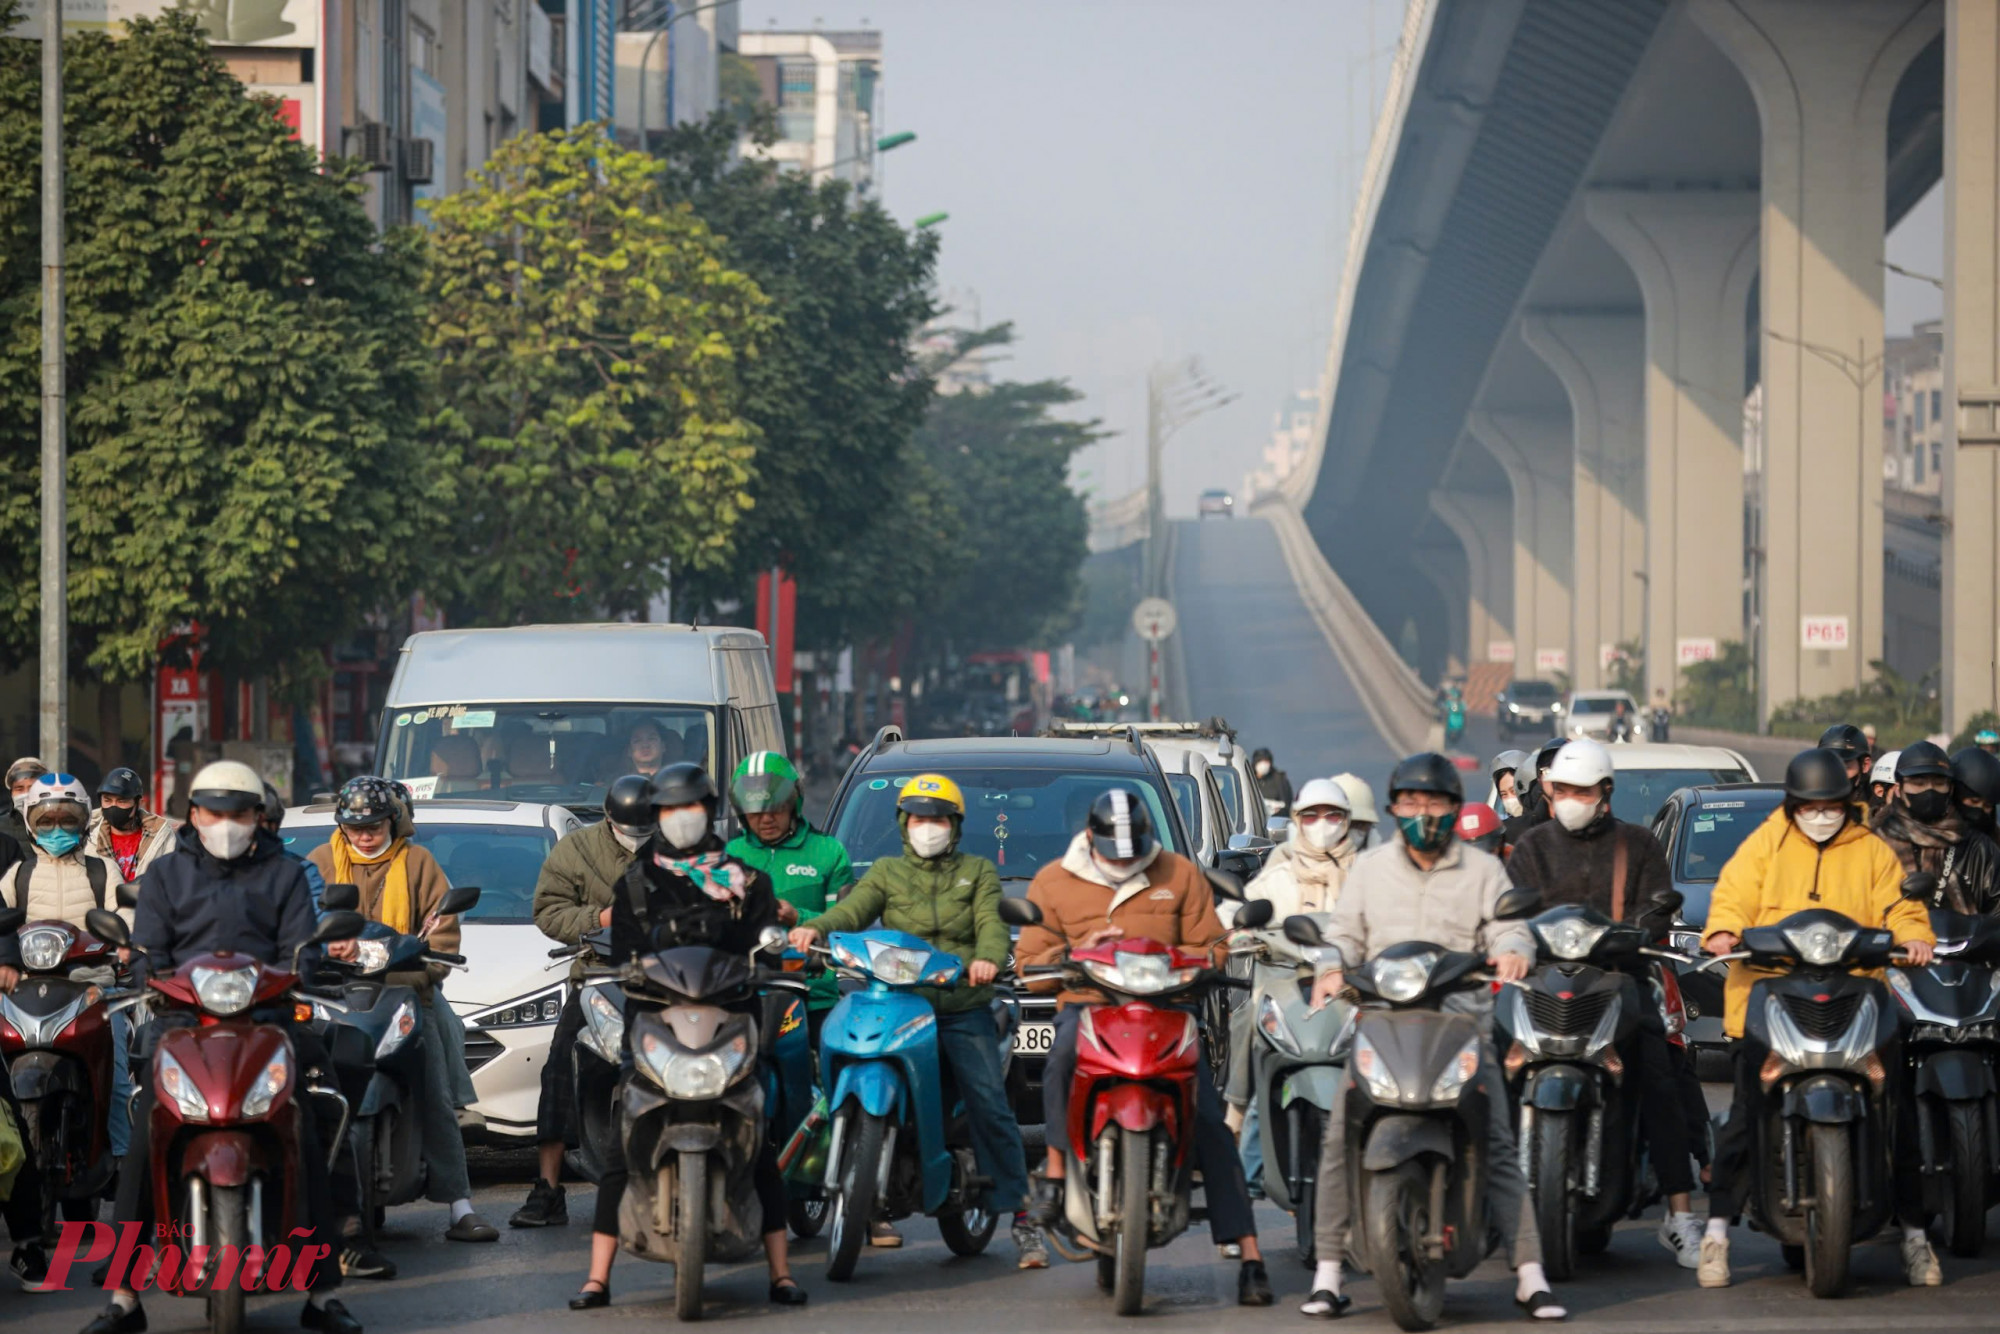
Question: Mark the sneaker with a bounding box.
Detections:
[869,1220,902,1248]
[1697,1235,1730,1288]
[339,1247,397,1281]
[1013,1222,1048,1270]
[510,1179,568,1229]
[11,1244,50,1289]
[300,1298,363,1334]
[1658,1212,1702,1270]
[1902,1233,1942,1287]
[1026,1177,1063,1229]
[79,1301,147,1334]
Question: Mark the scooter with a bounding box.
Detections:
[1443,699,1466,749]
[549,926,624,1185]
[82,905,364,1334]
[1001,896,1271,1316]
[0,908,120,1233]
[814,929,1018,1280]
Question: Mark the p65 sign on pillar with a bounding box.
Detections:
[1801,616,1850,651]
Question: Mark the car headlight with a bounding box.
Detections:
[19,925,73,972]
[865,941,931,986]
[156,1049,210,1123]
[1256,993,1302,1057]
[1507,703,1521,714]
[352,940,393,975]
[375,999,418,1060]
[1351,1032,1401,1102]
[240,1048,290,1119]
[1082,952,1202,995]
[1370,953,1436,1004]
[191,965,257,1017]
[638,1029,751,1100]
[581,985,625,1061]
[1536,917,1610,962]
[470,985,565,1030]
[1785,921,1857,967]
[1429,1036,1482,1103]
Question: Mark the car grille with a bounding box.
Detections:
[1780,992,1861,1041]
[464,1032,505,1075]
[1525,989,1613,1038]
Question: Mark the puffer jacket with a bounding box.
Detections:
[1704,806,1934,1037]
[1245,836,1356,920]
[1015,833,1225,1008]
[0,847,132,932]
[533,819,638,982]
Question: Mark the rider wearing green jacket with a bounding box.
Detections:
[725,752,855,1030]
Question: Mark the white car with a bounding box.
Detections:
[1490,742,1759,828]
[1050,719,1270,842]
[280,797,582,1141]
[1559,689,1642,740]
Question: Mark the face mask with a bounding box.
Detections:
[33,828,81,857]
[612,827,648,853]
[1905,790,1952,824]
[1553,797,1600,833]
[1794,809,1846,844]
[1395,812,1455,855]
[659,808,710,852]
[1501,794,1524,818]
[1301,818,1347,851]
[1254,761,1273,778]
[198,819,255,861]
[11,792,28,817]
[102,803,142,832]
[1959,800,1996,836]
[907,822,953,859]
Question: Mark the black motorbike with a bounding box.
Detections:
[551,926,624,1185]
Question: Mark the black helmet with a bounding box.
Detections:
[99,767,145,801]
[1533,737,1567,776]
[604,774,657,837]
[1388,752,1464,803]
[1952,747,2000,805]
[1784,748,1853,803]
[650,762,717,814]
[261,784,286,827]
[334,776,400,827]
[1894,741,1953,782]
[1087,788,1158,862]
[1817,723,1871,764]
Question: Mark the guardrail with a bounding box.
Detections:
[1161,521,1193,720]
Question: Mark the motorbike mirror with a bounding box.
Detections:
[755,925,788,956]
[85,907,130,949]
[1205,867,1246,902]
[1492,886,1543,921]
[1901,871,1940,901]
[313,910,366,945]
[1282,914,1325,947]
[115,881,140,910]
[1265,815,1292,840]
[1226,832,1272,852]
[996,897,1043,928]
[321,882,361,912]
[1233,898,1275,930]
[439,885,482,917]
[1652,889,1685,918]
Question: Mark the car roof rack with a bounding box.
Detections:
[1044,716,1235,742]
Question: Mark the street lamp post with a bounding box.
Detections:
[41,0,67,769]
[808,132,918,183]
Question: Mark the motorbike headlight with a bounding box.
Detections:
[1257,993,1303,1057]
[639,1029,751,1100]
[240,1048,290,1119]
[865,941,930,986]
[19,925,73,972]
[1370,953,1436,1004]
[582,985,625,1061]
[1785,921,1857,967]
[1429,1036,1482,1103]
[1082,952,1202,995]
[1351,1033,1402,1102]
[831,938,869,972]
[156,1049,210,1123]
[191,965,257,1017]
[1536,917,1609,962]
[352,940,393,975]
[375,999,418,1060]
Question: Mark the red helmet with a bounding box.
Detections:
[1456,801,1504,853]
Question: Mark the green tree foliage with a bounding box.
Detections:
[1677,640,1758,732]
[420,124,771,625]
[1768,658,1940,745]
[0,11,438,683]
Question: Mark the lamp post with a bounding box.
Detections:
[635,0,739,150]
[807,131,918,184]
[913,211,948,229]
[41,0,67,768]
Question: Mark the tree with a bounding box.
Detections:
[420,124,773,625]
[0,10,439,684]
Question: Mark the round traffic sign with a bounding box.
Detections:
[1132,597,1178,642]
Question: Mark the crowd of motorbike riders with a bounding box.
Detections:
[1,718,1998,1328]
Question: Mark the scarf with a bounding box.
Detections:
[332,829,415,933]
[656,848,749,903]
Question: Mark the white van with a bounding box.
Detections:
[373,624,786,822]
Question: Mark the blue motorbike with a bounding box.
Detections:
[816,929,1016,1280]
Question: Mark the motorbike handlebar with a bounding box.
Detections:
[426,951,467,966]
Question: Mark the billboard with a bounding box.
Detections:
[9,0,317,46]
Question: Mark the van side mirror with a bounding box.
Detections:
[1232,898,1274,930]
[997,897,1042,928]
[1283,914,1325,947]
[321,882,361,912]
[439,885,482,918]
[86,908,131,949]
[115,881,140,910]
[1493,886,1542,920]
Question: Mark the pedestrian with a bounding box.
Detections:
[1251,748,1294,819]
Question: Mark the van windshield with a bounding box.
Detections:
[378,703,717,808]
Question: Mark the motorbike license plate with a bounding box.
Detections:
[1012,1021,1056,1055]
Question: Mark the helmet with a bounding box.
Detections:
[1331,773,1377,824]
[730,751,801,816]
[897,773,966,819]
[1387,752,1463,803]
[1456,801,1503,847]
[1952,747,2000,804]
[1533,737,1567,775]
[23,773,90,822]
[1817,723,1871,764]
[604,774,657,836]
[1979,728,2000,748]
[388,780,414,811]
[333,775,400,826]
[1895,741,1953,782]
[190,760,266,813]
[650,762,718,813]
[1490,749,1529,788]
[6,756,48,789]
[1783,749,1853,803]
[1087,788,1158,862]
[1869,751,1901,787]
[1293,777,1350,813]
[1546,739,1614,789]
[99,767,145,801]
[261,784,286,828]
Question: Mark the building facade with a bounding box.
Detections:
[736,28,882,186]
[613,0,737,149]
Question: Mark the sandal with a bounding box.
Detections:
[769,1278,809,1307]
[1516,1290,1566,1321]
[569,1280,610,1311]
[1300,1289,1351,1318]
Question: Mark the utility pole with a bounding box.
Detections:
[41,0,67,770]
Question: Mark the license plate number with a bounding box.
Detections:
[1012,1021,1055,1055]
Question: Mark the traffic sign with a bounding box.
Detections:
[1132,597,1178,642]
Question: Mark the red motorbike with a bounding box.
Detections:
[1001,897,1270,1316]
[84,906,360,1334]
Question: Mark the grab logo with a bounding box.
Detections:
[785,864,821,878]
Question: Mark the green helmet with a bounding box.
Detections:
[729,751,801,815]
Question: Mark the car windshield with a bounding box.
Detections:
[278,823,557,924]
[1610,769,1754,825]
[1510,682,1559,703]
[829,767,1181,885]
[378,702,716,810]
[1570,697,1624,715]
[1675,793,1785,881]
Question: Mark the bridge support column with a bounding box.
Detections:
[1945,0,2000,732]
[1430,490,1513,674]
[1587,189,1759,707]
[1471,411,1575,683]
[1413,534,1471,676]
[1691,0,1941,719]
[1522,313,1648,690]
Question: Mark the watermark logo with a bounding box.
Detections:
[42,1222,330,1294]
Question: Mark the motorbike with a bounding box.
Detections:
[811,928,1018,1280]
[1884,895,2000,1257]
[0,907,121,1234]
[1704,907,1906,1297]
[550,926,625,1186]
[1000,896,1270,1316]
[1443,699,1466,748]
[81,905,364,1334]
[613,924,806,1321]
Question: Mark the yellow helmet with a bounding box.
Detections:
[897,773,965,818]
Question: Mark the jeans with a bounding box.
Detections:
[1238,1099,1265,1190]
[1313,1039,1542,1270]
[109,1009,134,1160]
[934,1006,1031,1216]
[416,1028,473,1204]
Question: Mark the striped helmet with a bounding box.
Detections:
[730,751,801,815]
[1087,788,1157,863]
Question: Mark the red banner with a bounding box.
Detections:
[755,570,797,694]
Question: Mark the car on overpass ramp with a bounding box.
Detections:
[1197,488,1235,518]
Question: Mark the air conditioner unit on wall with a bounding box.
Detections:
[401,137,435,185]
[346,121,395,171]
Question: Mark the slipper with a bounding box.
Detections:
[1300,1290,1351,1318]
[769,1278,809,1307]
[568,1282,609,1311]
[1516,1290,1567,1321]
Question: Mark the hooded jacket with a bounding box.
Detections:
[86,808,177,883]
[308,833,461,991]
[1015,833,1225,1008]
[728,812,854,1011]
[533,818,639,982]
[1703,806,1934,1037]
[1245,834,1356,920]
[1506,809,1674,923]
[130,825,320,983]
[1869,799,2000,917]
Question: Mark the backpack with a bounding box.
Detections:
[12,853,111,912]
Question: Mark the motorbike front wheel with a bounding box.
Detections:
[826,1111,887,1282]
[937,1200,997,1256]
[673,1152,708,1322]
[1802,1122,1853,1299]
[206,1182,248,1334]
[786,1195,828,1240]
[1111,1126,1151,1317]
[1530,1110,1577,1282]
[1943,1101,1989,1257]
[1363,1160,1445,1332]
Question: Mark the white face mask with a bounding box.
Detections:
[658,808,710,851]
[907,821,953,859]
[1553,797,1600,833]
[1795,809,1846,844]
[612,827,648,854]
[198,818,255,861]
[1301,817,1347,851]
[1254,760,1273,778]
[1501,794,1524,818]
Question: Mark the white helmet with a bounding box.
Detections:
[188,760,266,813]
[23,772,89,821]
[1546,739,1614,789]
[1870,750,1901,787]
[1331,773,1378,824]
[1293,777,1350,814]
